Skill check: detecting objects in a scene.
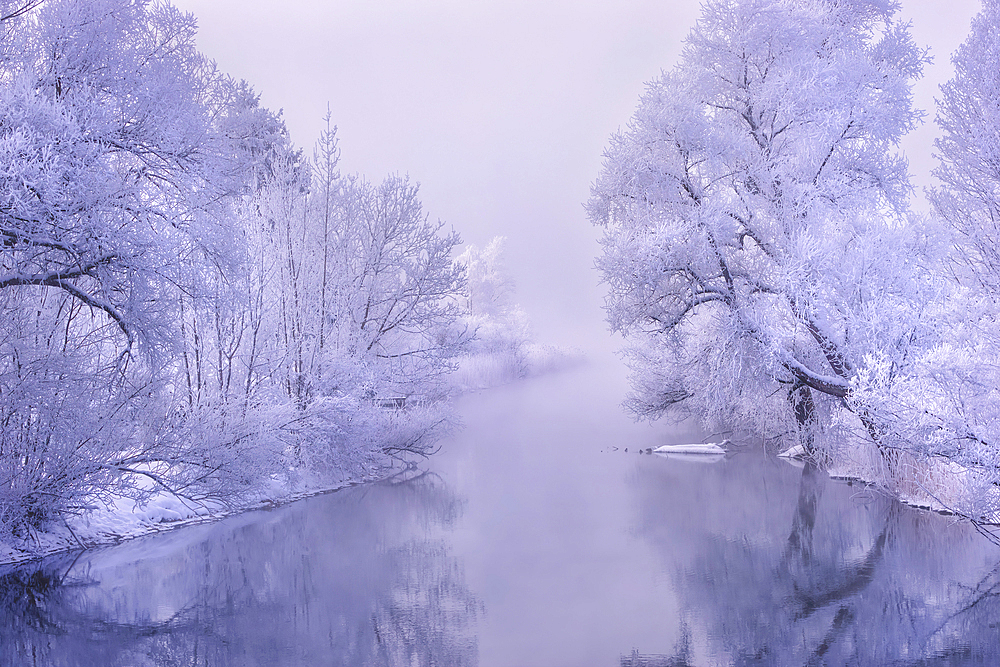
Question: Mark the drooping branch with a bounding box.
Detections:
[0,271,133,353]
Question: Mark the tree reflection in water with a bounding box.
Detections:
[631,452,1000,665]
[0,472,480,666]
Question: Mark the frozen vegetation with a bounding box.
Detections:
[589,0,1000,524]
[450,237,583,392]
[5,0,1000,563]
[0,0,561,563]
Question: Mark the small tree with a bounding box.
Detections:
[329,175,469,397]
[588,0,928,453]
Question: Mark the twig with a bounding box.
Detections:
[59,510,86,549]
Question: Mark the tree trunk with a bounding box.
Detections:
[791,383,818,457]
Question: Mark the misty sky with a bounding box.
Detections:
[171,0,981,349]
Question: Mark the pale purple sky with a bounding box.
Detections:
[171,0,981,349]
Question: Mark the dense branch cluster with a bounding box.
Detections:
[0,0,471,539]
[590,0,1000,517]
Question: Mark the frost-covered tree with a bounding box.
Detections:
[0,0,471,543]
[453,237,532,385]
[932,0,1000,294]
[461,237,519,321]
[588,0,928,452]
[256,120,468,406]
[326,174,469,397]
[0,0,250,360]
[840,0,1000,515]
[0,0,287,536]
[458,238,529,347]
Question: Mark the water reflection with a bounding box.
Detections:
[0,472,480,667]
[7,362,1000,666]
[633,452,1000,665]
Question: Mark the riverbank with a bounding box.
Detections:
[0,474,379,568]
[0,344,583,568]
[778,433,1000,529]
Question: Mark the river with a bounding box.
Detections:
[3,357,999,665]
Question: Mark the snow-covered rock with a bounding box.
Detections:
[653,451,726,464]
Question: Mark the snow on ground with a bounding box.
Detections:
[773,433,1000,523]
[777,443,807,459]
[0,476,366,567]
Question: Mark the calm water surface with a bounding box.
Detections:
[4,359,1000,665]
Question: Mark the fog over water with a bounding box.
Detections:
[173,0,979,350]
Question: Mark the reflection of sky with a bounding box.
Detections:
[170,0,982,351]
[429,359,692,666]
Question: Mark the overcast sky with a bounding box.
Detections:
[171,0,981,350]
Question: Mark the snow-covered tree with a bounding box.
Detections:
[838,0,1000,515]
[0,0,250,361]
[461,237,519,320]
[0,0,472,542]
[588,0,928,453]
[0,0,287,536]
[249,117,469,407]
[932,0,1000,294]
[453,237,532,385]
[326,174,469,397]
[458,238,529,347]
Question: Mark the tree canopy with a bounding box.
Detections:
[0,0,471,541]
[589,0,928,450]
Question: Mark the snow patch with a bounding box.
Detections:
[653,441,729,455]
[777,444,808,460]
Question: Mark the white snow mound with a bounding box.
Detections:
[652,441,728,455]
[777,444,808,460]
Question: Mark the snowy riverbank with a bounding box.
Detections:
[777,436,1000,526]
[0,474,381,567]
[0,346,583,567]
